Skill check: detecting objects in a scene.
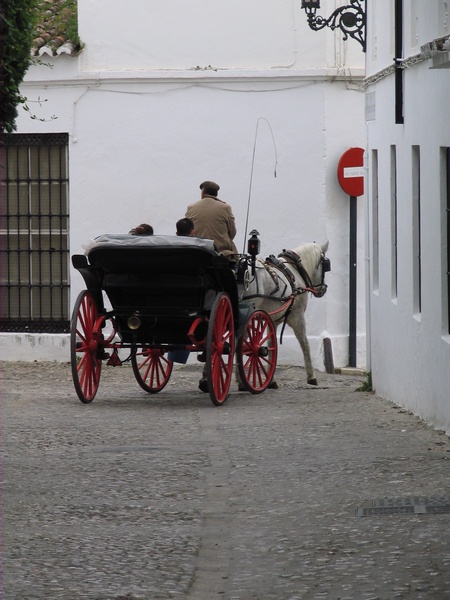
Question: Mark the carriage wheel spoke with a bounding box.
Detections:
[237,310,277,394]
[206,293,234,405]
[132,348,173,394]
[71,291,103,403]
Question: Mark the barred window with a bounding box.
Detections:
[390,145,398,299]
[446,147,450,334]
[0,133,70,333]
[412,145,421,315]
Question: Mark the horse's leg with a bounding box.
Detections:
[288,308,318,385]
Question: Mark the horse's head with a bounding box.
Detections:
[295,241,330,298]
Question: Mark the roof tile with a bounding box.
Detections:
[31,0,81,57]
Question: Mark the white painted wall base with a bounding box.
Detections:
[0,333,71,362]
[0,331,366,371]
[276,332,366,370]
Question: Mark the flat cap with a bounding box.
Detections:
[199,180,220,192]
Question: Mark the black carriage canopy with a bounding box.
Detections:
[74,234,238,311]
[84,234,225,273]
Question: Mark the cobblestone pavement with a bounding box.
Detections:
[1,361,449,600]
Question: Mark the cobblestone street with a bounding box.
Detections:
[2,361,449,599]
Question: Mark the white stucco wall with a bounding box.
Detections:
[77,0,364,72]
[78,0,300,71]
[2,0,367,371]
[366,1,450,432]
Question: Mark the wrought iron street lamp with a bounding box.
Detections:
[301,0,366,52]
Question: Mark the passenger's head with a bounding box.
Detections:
[176,218,195,237]
[199,180,220,198]
[130,223,153,236]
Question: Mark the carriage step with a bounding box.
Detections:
[107,351,122,367]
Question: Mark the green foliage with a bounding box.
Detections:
[356,371,373,392]
[0,0,80,133]
[0,0,38,133]
[52,0,80,48]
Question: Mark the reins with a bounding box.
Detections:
[267,293,296,344]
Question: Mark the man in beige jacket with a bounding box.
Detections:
[185,181,238,260]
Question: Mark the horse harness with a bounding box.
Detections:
[244,249,329,342]
[260,249,320,299]
[269,249,315,290]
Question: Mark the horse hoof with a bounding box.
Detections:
[268,380,279,389]
[308,378,318,386]
[198,379,209,393]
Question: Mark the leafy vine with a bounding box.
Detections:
[0,0,80,133]
[0,0,38,133]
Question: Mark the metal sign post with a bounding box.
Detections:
[337,147,364,367]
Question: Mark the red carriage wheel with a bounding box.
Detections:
[206,293,235,406]
[237,310,277,394]
[132,348,173,393]
[71,290,103,403]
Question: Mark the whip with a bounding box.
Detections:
[242,117,278,253]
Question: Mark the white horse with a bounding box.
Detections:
[241,241,330,386]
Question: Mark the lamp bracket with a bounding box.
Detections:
[302,0,366,52]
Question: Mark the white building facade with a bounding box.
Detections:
[365,1,450,431]
[1,0,366,372]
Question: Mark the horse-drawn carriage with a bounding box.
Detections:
[70,234,278,406]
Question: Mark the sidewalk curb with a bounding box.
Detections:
[335,367,366,376]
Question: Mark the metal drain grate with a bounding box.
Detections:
[355,495,450,516]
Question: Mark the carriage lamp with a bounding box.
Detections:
[301,0,320,9]
[247,229,261,276]
[247,230,260,257]
[127,311,142,330]
[301,0,366,52]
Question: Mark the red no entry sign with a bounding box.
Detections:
[337,147,364,197]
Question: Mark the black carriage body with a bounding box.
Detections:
[71,234,278,405]
[72,235,239,347]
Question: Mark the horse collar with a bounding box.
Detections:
[278,250,314,289]
[266,254,296,291]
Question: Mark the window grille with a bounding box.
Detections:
[390,145,398,299]
[0,133,70,333]
[394,0,404,124]
[412,146,421,314]
[371,149,379,291]
[447,147,450,334]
